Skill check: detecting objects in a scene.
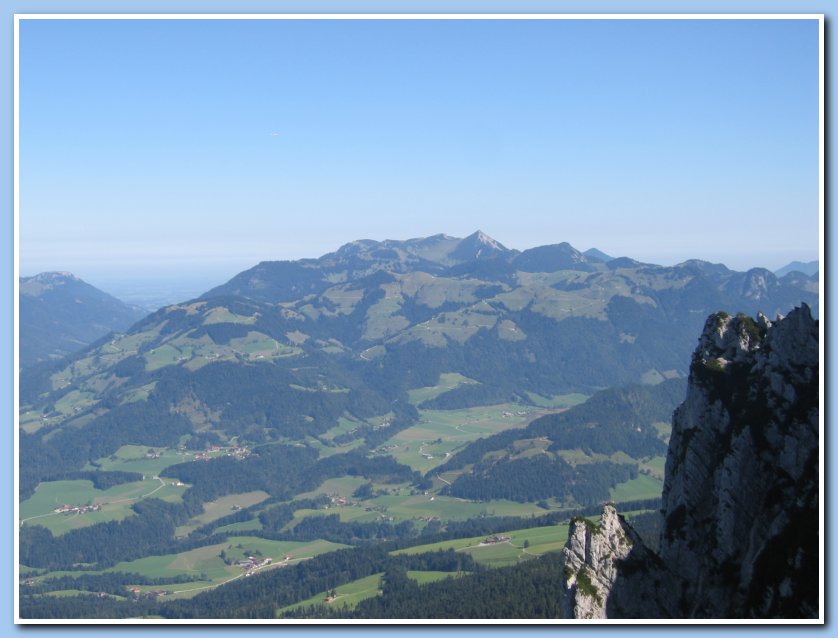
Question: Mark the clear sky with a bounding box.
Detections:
[18,16,820,285]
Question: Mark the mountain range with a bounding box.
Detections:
[20,232,818,482]
[17,231,820,620]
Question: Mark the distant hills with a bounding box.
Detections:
[19,272,147,368]
[774,260,819,278]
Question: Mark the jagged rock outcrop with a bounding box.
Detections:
[561,504,677,618]
[562,506,631,619]
[561,305,819,619]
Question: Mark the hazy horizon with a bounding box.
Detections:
[19,227,820,285]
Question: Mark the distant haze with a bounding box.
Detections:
[19,232,818,289]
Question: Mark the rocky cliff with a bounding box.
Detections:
[562,305,820,619]
[561,504,678,618]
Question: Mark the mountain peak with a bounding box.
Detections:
[470,230,503,249]
[451,231,510,262]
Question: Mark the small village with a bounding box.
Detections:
[53,502,102,515]
[188,445,251,462]
[236,555,273,577]
[144,444,252,463]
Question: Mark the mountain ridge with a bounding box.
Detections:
[19,271,147,368]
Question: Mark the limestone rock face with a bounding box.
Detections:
[560,306,819,619]
[659,305,819,618]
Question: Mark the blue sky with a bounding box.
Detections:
[19,17,820,284]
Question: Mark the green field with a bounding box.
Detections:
[360,494,545,523]
[19,409,47,433]
[317,416,365,442]
[54,389,97,417]
[285,504,382,530]
[229,332,301,359]
[137,326,303,374]
[307,436,366,458]
[214,517,263,534]
[361,296,410,341]
[174,491,270,537]
[284,486,547,529]
[20,478,185,535]
[610,473,664,502]
[89,444,191,476]
[120,382,157,405]
[202,307,257,325]
[44,589,126,600]
[144,344,185,372]
[458,541,533,567]
[406,570,467,584]
[24,536,351,600]
[275,569,469,617]
[639,455,667,480]
[277,573,384,616]
[294,475,369,500]
[381,404,549,473]
[652,421,672,442]
[393,522,570,567]
[406,372,477,406]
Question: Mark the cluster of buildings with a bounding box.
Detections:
[189,445,250,462]
[501,410,530,418]
[53,503,102,515]
[236,555,273,577]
